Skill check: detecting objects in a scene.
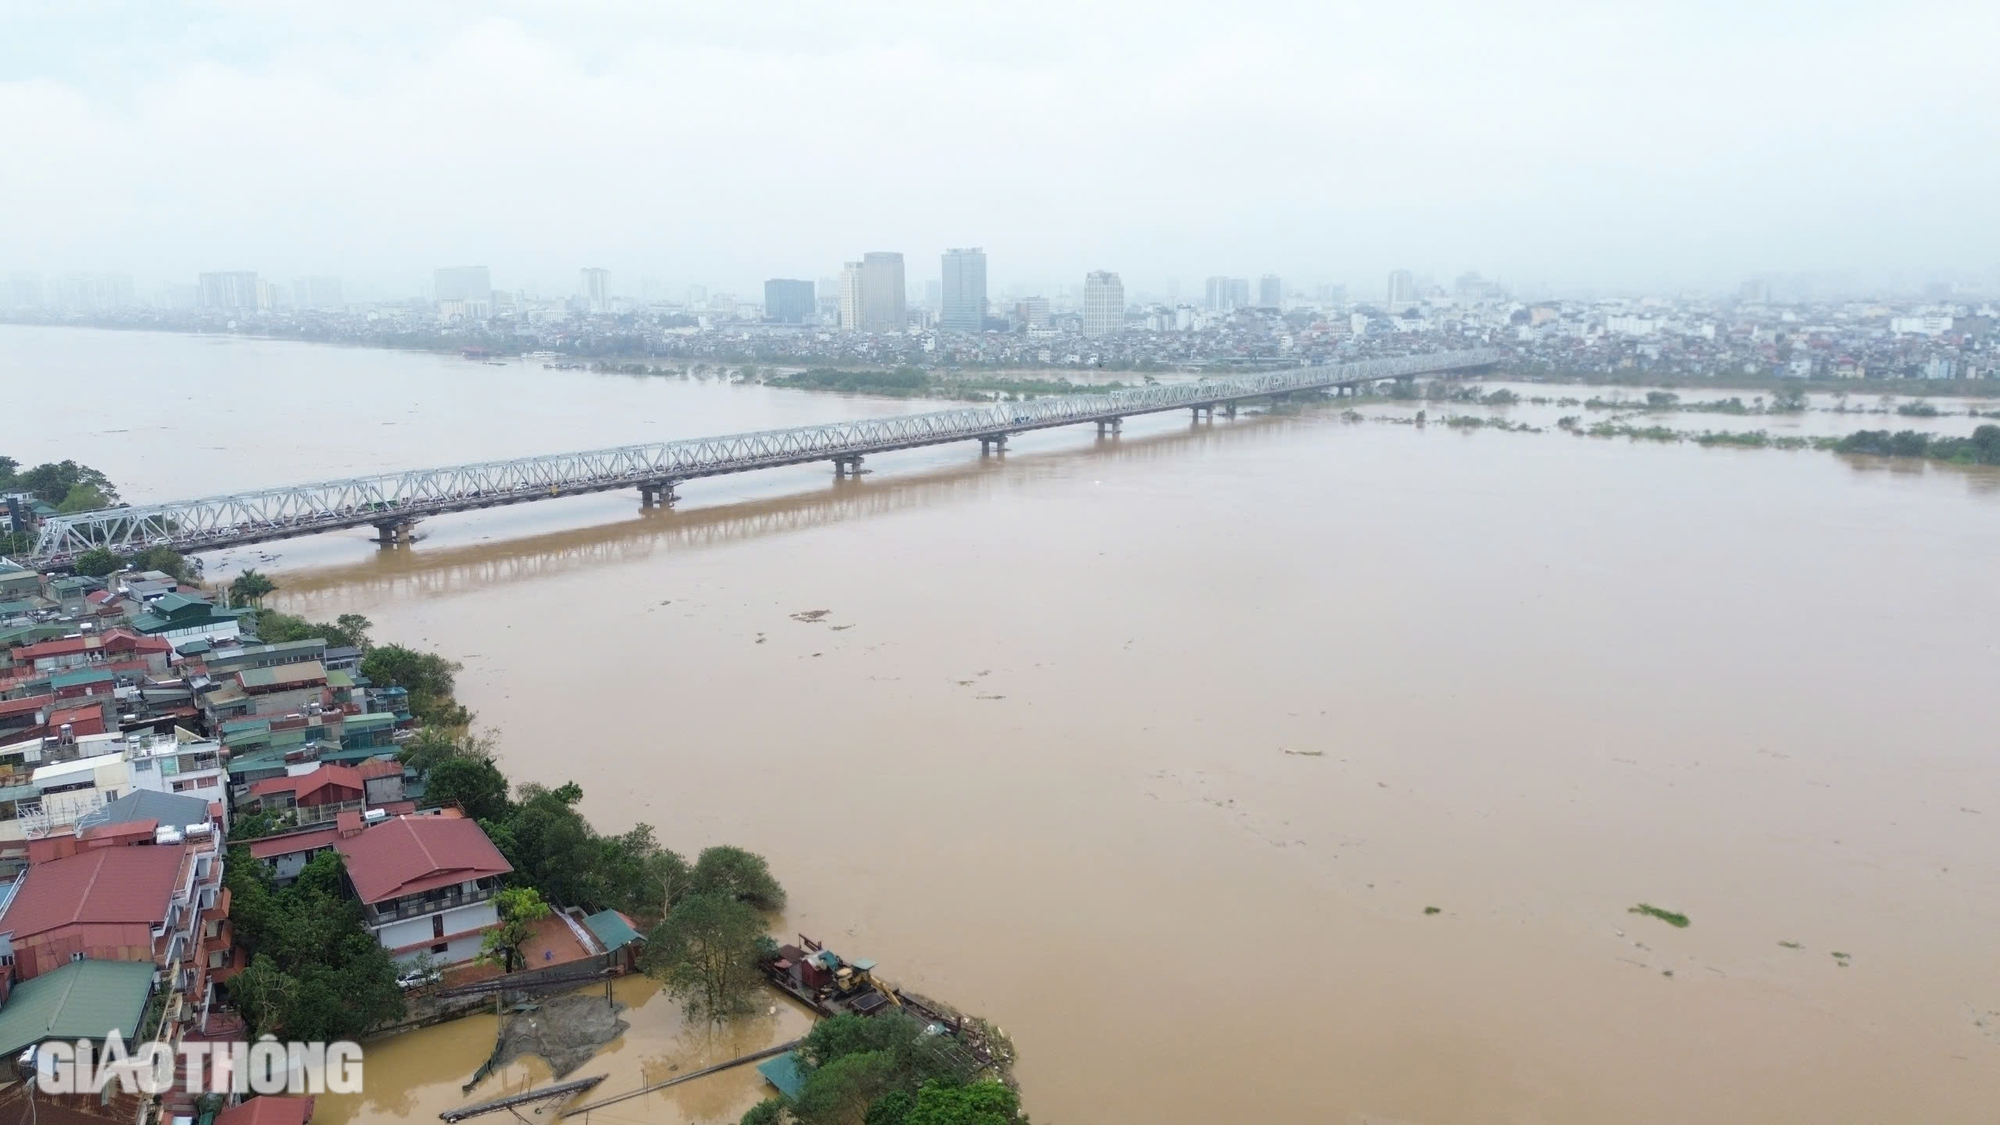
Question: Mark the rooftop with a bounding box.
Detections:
[0,845,186,939]
[334,815,511,904]
[0,959,155,1056]
[98,789,215,830]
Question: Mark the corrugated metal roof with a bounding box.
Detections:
[0,845,185,938]
[581,909,644,953]
[99,789,213,830]
[0,960,155,1057]
[237,661,327,690]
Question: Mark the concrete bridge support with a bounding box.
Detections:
[1224,402,1238,419]
[639,481,679,508]
[979,434,1009,455]
[1191,404,1215,422]
[373,518,419,547]
[833,456,867,478]
[1095,418,1123,437]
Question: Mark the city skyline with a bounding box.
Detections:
[4,4,1996,297]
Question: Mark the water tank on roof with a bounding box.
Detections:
[184,823,214,838]
[363,808,388,825]
[154,826,184,846]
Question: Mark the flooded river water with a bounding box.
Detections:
[7,326,2000,1122]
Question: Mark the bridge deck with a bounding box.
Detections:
[25,349,1497,567]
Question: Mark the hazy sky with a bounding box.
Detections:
[4,1,1997,298]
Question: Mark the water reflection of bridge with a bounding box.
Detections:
[273,408,1325,613]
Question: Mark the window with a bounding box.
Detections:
[70,952,88,963]
[432,915,445,939]
[430,943,448,956]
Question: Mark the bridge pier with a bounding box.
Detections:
[1224,402,1238,419]
[979,434,1009,455]
[639,481,679,508]
[373,518,418,547]
[833,456,867,478]
[1095,417,1123,437]
[1191,404,1215,422]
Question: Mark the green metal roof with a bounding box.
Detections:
[757,1054,807,1100]
[0,600,36,616]
[581,909,644,953]
[344,712,396,730]
[0,960,155,1056]
[48,668,116,688]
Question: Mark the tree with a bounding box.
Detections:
[230,569,277,605]
[361,644,469,727]
[899,1082,1020,1125]
[128,546,192,582]
[690,845,787,912]
[791,1051,899,1125]
[74,547,122,578]
[643,892,769,1021]
[221,848,405,1038]
[480,886,552,973]
[426,754,511,822]
[13,460,118,506]
[57,483,111,513]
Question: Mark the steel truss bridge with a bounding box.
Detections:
[26,349,1498,568]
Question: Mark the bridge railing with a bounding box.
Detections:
[29,348,1498,564]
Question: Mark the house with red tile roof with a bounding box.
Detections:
[215,1094,315,1125]
[333,814,512,967]
[0,838,221,981]
[243,758,404,824]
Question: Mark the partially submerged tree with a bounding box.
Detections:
[644,892,770,1021]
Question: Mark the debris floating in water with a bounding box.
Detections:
[1282,747,1324,757]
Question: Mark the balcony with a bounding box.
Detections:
[365,880,495,926]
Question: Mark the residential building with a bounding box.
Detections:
[245,758,406,825]
[581,267,611,312]
[123,734,228,807]
[764,279,816,325]
[335,813,513,966]
[1258,275,1282,308]
[1082,271,1124,337]
[1014,297,1050,330]
[0,834,223,982]
[0,959,155,1064]
[1206,276,1249,312]
[198,272,260,311]
[435,266,492,311]
[838,262,864,330]
[859,253,906,333]
[129,593,250,653]
[215,1096,318,1125]
[941,248,987,333]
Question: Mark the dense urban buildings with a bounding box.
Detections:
[434,266,492,319]
[858,252,906,333]
[763,279,816,325]
[1082,271,1124,337]
[941,248,987,333]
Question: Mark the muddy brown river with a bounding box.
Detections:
[8,326,2000,1122]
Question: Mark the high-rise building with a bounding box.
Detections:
[1386,270,1417,310]
[940,248,987,333]
[1082,271,1124,337]
[51,274,133,312]
[293,277,344,309]
[838,264,864,330]
[764,279,816,324]
[199,271,260,310]
[580,268,611,312]
[1205,276,1249,311]
[1739,279,1770,304]
[859,252,906,332]
[1258,275,1282,308]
